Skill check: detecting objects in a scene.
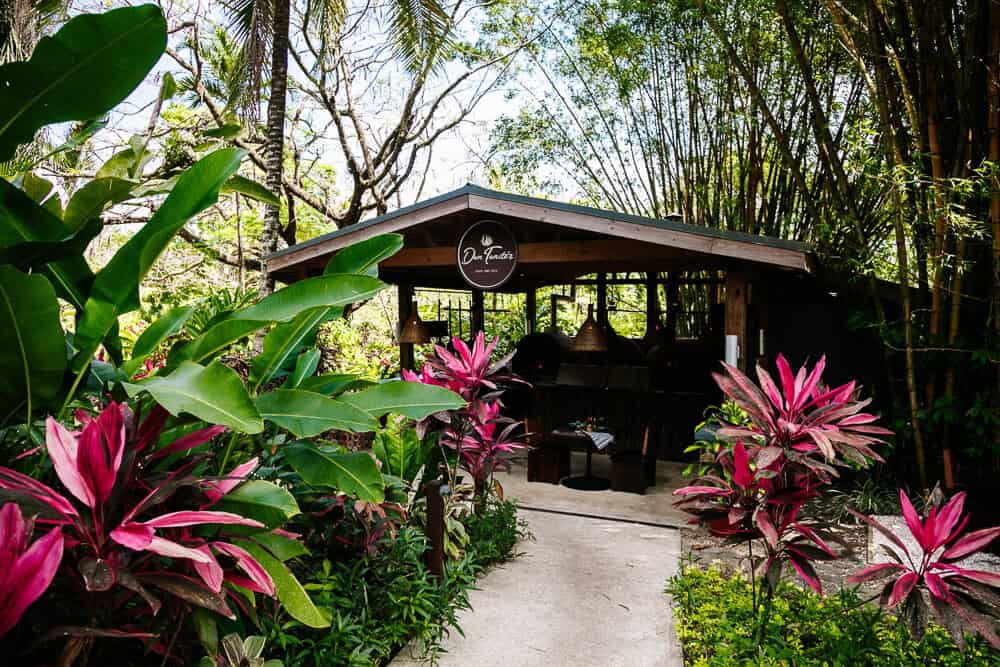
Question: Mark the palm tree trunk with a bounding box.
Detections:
[258,0,291,300]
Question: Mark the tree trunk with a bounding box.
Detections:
[258,0,291,300]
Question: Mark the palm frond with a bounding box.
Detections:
[224,0,274,123]
[389,0,452,73]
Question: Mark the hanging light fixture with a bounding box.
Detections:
[573,304,608,352]
[399,300,432,344]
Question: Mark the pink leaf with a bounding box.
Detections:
[213,543,275,597]
[145,536,212,563]
[732,441,753,489]
[0,467,78,520]
[775,354,797,409]
[140,510,263,530]
[150,425,227,461]
[942,527,1000,562]
[45,417,95,509]
[924,571,950,601]
[888,571,919,608]
[0,524,63,638]
[672,486,731,496]
[847,562,906,584]
[204,458,259,504]
[755,510,779,549]
[937,563,1000,587]
[899,489,928,552]
[192,545,224,593]
[931,492,966,549]
[788,554,823,595]
[110,523,155,550]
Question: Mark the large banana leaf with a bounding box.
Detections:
[123,360,263,433]
[373,427,432,481]
[323,233,403,277]
[73,148,244,368]
[236,542,330,629]
[169,318,269,366]
[284,442,385,503]
[297,374,371,397]
[249,307,334,391]
[123,305,194,377]
[231,274,385,323]
[255,389,377,436]
[0,5,167,161]
[341,381,465,420]
[286,349,321,389]
[214,480,298,528]
[221,174,279,206]
[63,177,136,231]
[0,266,66,424]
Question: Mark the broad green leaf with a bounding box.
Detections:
[0,5,167,161]
[123,305,194,377]
[324,233,404,277]
[73,148,244,367]
[0,265,65,424]
[341,381,465,420]
[63,177,135,231]
[255,389,378,436]
[249,307,333,391]
[170,318,268,366]
[95,145,150,179]
[249,532,309,562]
[284,442,385,502]
[297,373,370,397]
[124,360,263,433]
[21,172,53,203]
[235,542,329,628]
[373,427,431,481]
[287,348,321,389]
[202,123,242,139]
[0,183,104,335]
[214,480,299,529]
[231,274,385,323]
[0,217,101,270]
[159,72,177,102]
[221,174,279,206]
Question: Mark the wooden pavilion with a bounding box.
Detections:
[267,185,863,482]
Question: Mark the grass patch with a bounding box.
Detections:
[668,566,999,666]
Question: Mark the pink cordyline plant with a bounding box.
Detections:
[403,332,526,498]
[849,490,1000,649]
[0,502,64,637]
[675,355,890,605]
[0,402,275,633]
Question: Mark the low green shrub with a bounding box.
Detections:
[263,500,525,666]
[668,566,999,666]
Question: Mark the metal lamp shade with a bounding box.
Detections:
[399,301,432,344]
[572,304,608,352]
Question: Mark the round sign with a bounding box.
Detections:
[456,220,518,290]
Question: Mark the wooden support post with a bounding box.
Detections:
[665,273,679,345]
[471,289,485,336]
[424,480,445,578]
[526,288,537,334]
[398,284,415,371]
[725,271,749,371]
[645,272,658,335]
[597,273,608,326]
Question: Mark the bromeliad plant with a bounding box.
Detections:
[674,354,891,640]
[848,490,1000,649]
[404,332,527,502]
[0,401,280,660]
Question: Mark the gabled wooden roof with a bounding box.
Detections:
[267,184,815,286]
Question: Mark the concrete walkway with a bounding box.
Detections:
[392,499,683,666]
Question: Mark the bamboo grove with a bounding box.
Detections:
[480,0,1000,490]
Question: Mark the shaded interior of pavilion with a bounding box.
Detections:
[268,185,846,494]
